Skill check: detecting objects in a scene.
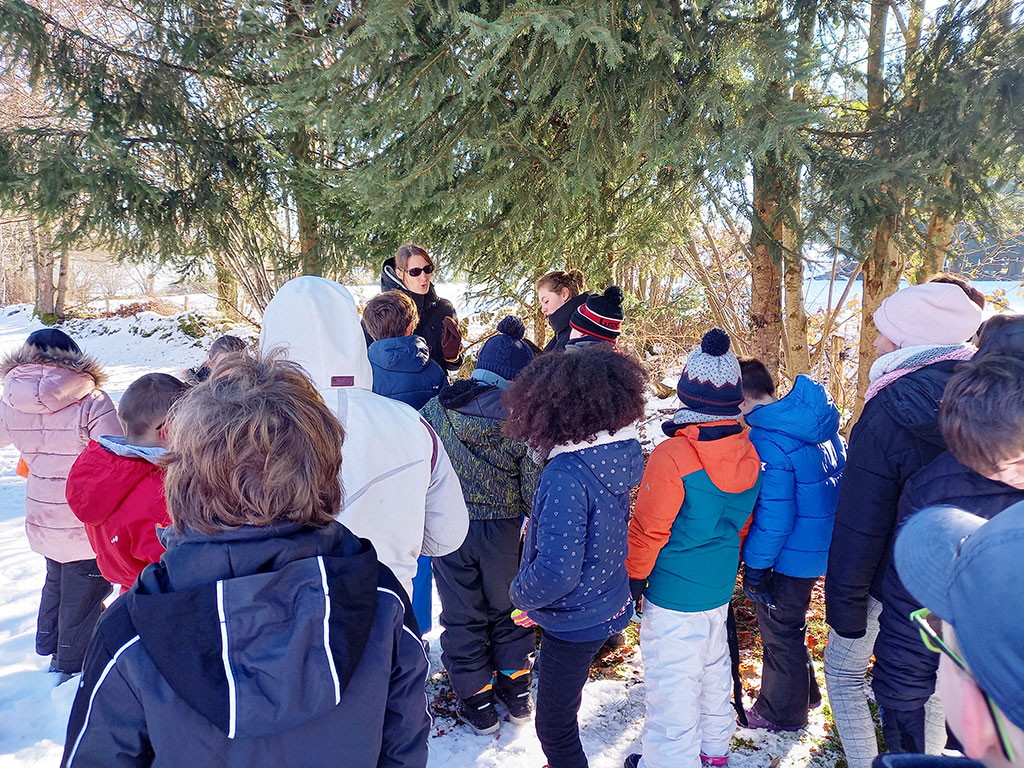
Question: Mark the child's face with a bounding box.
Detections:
[873,332,899,357]
[538,287,570,317]
[987,450,1024,489]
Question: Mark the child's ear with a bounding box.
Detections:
[405,321,415,336]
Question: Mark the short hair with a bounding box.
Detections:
[209,335,247,359]
[363,291,419,341]
[504,347,648,454]
[930,273,986,310]
[940,354,1024,476]
[536,269,585,298]
[119,373,188,438]
[977,313,1024,353]
[162,352,344,535]
[739,358,776,400]
[395,243,433,271]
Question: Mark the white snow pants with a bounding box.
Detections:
[639,601,734,768]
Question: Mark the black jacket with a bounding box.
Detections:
[380,258,461,371]
[872,452,1024,711]
[825,360,961,638]
[62,522,430,768]
[543,292,590,352]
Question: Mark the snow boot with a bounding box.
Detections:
[700,753,730,767]
[457,685,499,735]
[495,669,532,724]
[623,754,642,768]
[744,703,804,732]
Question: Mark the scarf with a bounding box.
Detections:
[865,344,975,403]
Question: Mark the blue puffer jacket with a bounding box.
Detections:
[368,335,448,410]
[510,436,644,639]
[742,375,847,578]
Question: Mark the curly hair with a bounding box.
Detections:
[162,351,344,534]
[504,347,648,454]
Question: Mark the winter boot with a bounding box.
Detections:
[744,703,804,732]
[495,669,533,723]
[623,754,642,768]
[457,684,499,735]
[700,754,730,767]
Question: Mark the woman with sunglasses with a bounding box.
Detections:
[381,244,463,372]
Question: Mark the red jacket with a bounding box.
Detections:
[66,439,170,591]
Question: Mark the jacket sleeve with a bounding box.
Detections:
[419,423,469,558]
[509,468,589,611]
[84,391,123,440]
[825,406,901,639]
[518,450,542,513]
[0,404,11,448]
[62,629,151,767]
[379,620,431,768]
[128,506,169,574]
[625,444,684,580]
[741,436,797,570]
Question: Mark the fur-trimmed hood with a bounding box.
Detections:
[1,343,106,415]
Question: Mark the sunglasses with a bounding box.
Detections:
[401,264,435,278]
[910,607,1016,761]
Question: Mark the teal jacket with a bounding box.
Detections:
[627,421,762,612]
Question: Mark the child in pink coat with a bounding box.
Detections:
[0,328,121,679]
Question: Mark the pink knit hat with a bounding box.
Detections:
[873,282,983,348]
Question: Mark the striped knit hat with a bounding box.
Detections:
[570,286,624,342]
[676,328,743,418]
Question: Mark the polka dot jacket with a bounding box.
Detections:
[509,438,644,634]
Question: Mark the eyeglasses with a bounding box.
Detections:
[402,264,434,278]
[910,607,1016,761]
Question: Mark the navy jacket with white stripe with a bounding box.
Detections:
[61,521,430,768]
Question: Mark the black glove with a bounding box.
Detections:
[742,566,776,610]
[629,578,647,602]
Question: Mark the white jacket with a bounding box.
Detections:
[260,276,468,595]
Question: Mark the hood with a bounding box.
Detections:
[669,422,761,494]
[128,522,378,739]
[978,320,1024,358]
[367,335,432,374]
[1,344,105,415]
[260,276,373,391]
[67,440,163,525]
[546,292,590,335]
[439,379,508,419]
[568,437,645,496]
[745,375,840,444]
[874,360,958,447]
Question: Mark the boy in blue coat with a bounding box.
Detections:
[363,290,448,410]
[739,360,846,731]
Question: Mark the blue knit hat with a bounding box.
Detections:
[676,328,743,417]
[475,316,535,384]
[26,328,81,355]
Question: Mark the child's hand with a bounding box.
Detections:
[511,609,536,628]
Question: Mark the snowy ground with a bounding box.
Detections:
[6,276,1023,767]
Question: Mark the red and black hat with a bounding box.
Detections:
[570,286,624,343]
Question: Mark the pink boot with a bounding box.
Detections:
[700,754,729,767]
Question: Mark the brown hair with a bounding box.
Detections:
[504,347,648,454]
[209,335,247,359]
[395,244,433,271]
[363,291,419,341]
[940,354,1024,476]
[536,269,585,298]
[162,351,344,534]
[930,273,986,310]
[739,358,776,400]
[119,373,188,439]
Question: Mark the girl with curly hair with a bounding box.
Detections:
[505,347,648,768]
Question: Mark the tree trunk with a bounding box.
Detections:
[913,207,955,283]
[783,237,811,376]
[750,160,785,380]
[216,262,238,317]
[30,222,55,318]
[290,127,320,276]
[55,248,71,320]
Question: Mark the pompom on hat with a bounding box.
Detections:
[570,286,624,342]
[474,315,535,384]
[676,328,743,418]
[873,282,983,348]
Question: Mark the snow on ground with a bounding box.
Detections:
[12,278,1008,766]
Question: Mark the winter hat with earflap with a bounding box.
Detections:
[473,316,535,387]
[570,286,624,342]
[676,328,743,418]
[873,282,983,348]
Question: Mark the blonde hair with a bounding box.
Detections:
[536,269,585,298]
[162,351,344,534]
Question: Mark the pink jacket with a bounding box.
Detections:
[0,345,122,562]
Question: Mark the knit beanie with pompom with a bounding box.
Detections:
[570,286,624,342]
[474,316,536,384]
[676,328,743,417]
